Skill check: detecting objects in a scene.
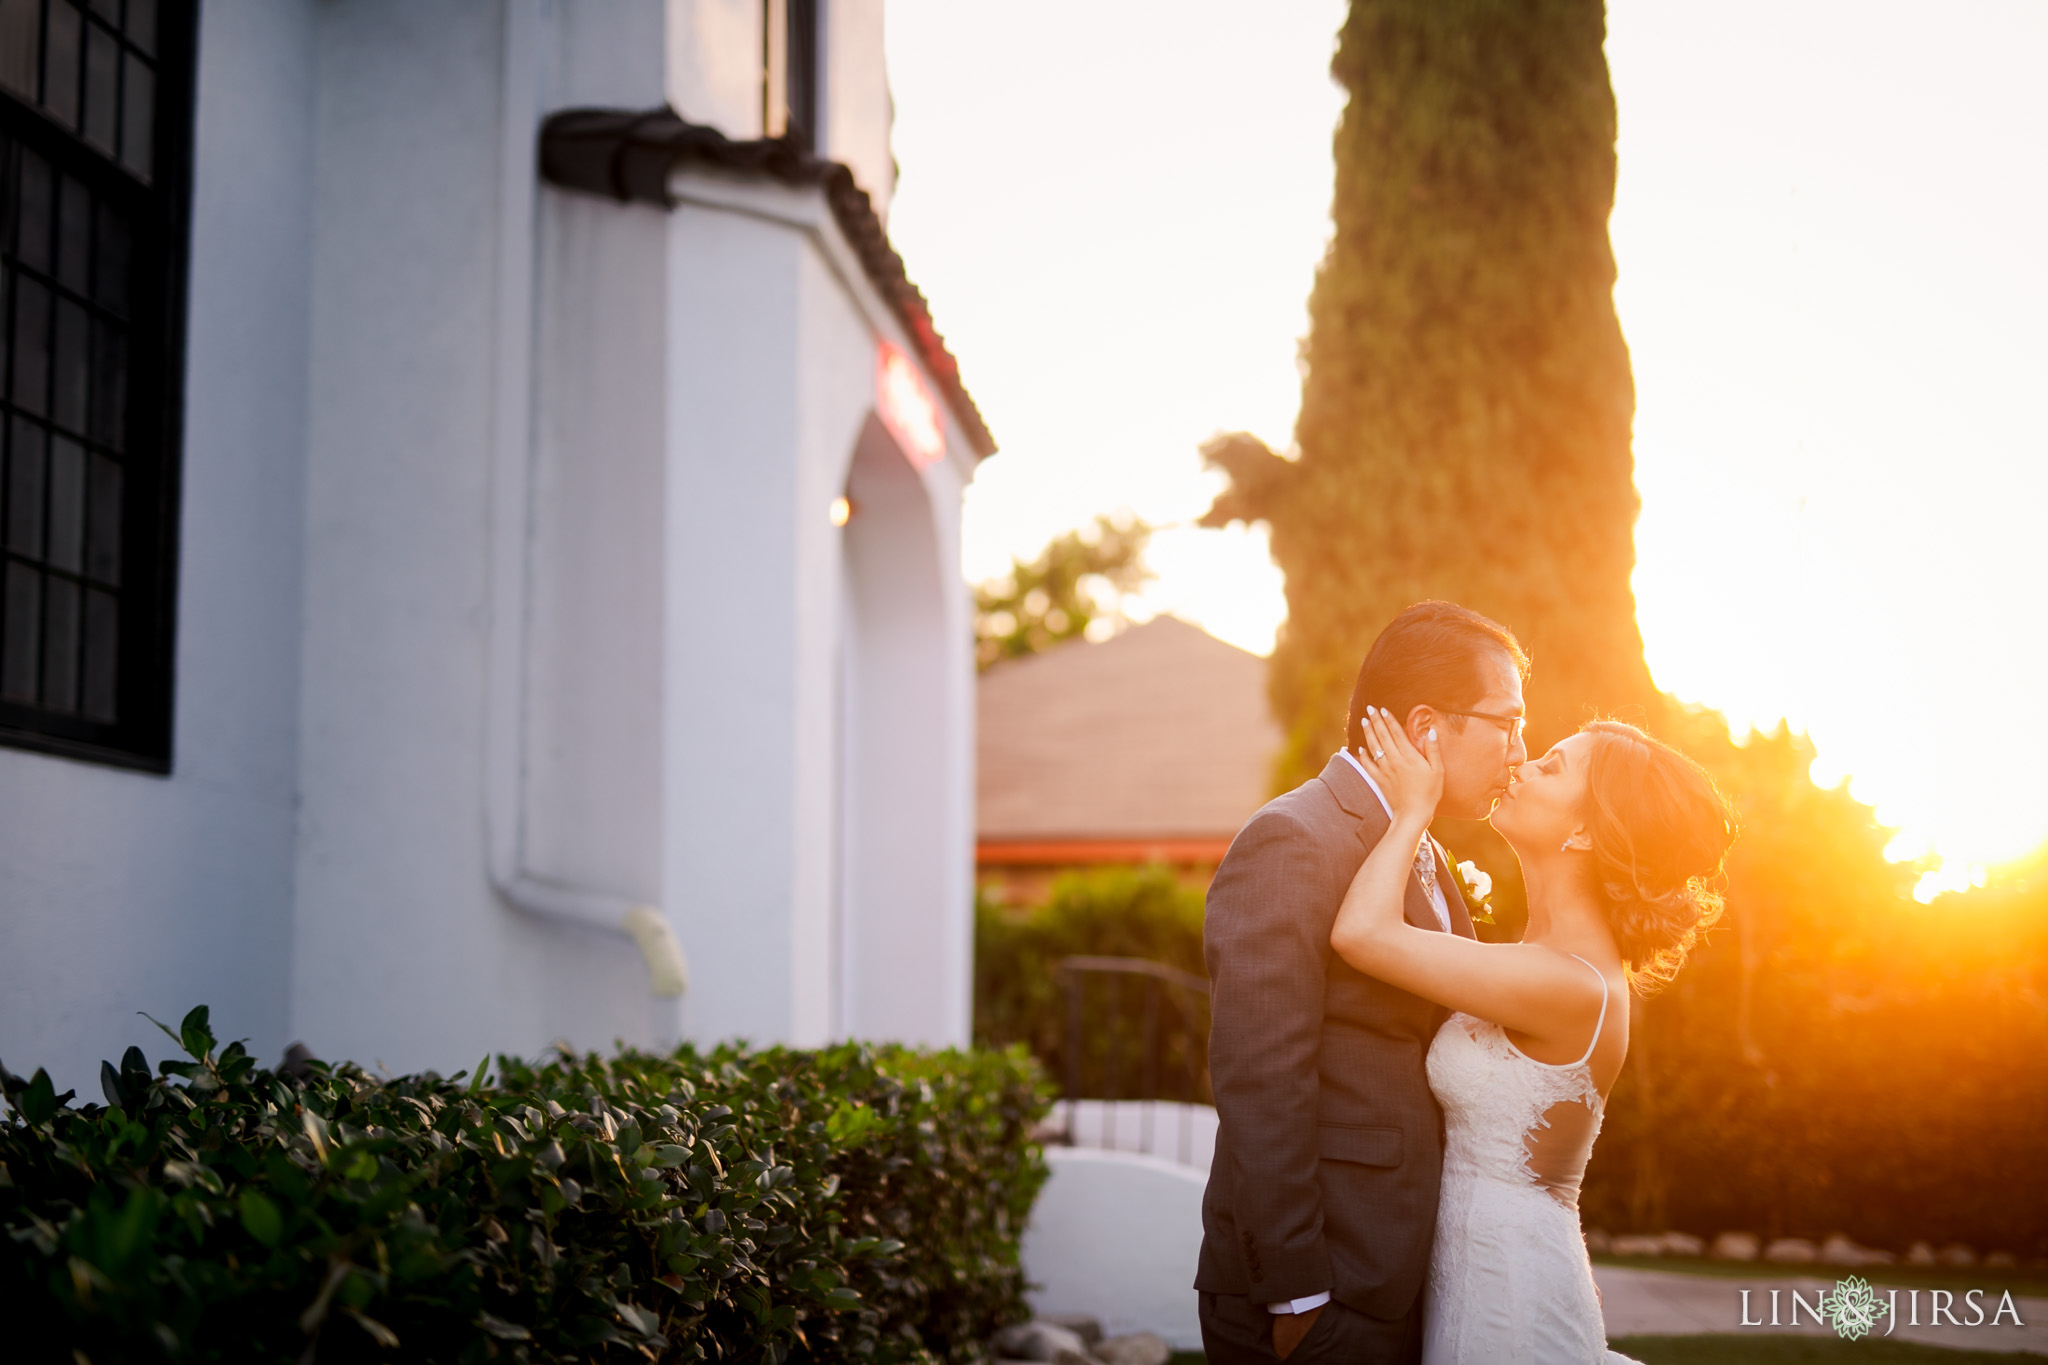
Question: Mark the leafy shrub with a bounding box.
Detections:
[975,866,1208,1102]
[0,1007,1052,1363]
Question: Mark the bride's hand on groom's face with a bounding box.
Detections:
[1358,705,1444,823]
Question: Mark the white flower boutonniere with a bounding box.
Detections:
[1453,859,1496,926]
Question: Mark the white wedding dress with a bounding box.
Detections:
[1421,954,1641,1364]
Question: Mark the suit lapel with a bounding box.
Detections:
[1316,752,1448,934]
[1433,841,1477,940]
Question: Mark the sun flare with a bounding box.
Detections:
[891,1,2048,898]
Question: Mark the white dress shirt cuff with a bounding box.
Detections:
[1267,1292,1332,1314]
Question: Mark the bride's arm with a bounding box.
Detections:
[1330,709,1602,1043]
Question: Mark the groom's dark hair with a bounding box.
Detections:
[1345,601,1530,756]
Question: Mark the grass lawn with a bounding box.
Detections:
[1593,1255,2048,1301]
[1610,1335,2042,1363]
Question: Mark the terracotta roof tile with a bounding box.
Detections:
[978,616,1280,842]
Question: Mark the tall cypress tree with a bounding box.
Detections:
[1198,3,2048,1245]
[1204,0,1656,788]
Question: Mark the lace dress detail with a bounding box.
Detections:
[1422,954,1640,1364]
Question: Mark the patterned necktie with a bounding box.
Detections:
[1413,838,1440,917]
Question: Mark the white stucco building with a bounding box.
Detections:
[0,0,992,1090]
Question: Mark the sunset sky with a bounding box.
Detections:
[885,1,2048,896]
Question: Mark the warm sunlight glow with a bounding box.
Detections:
[888,1,2048,884]
[886,0,1338,658]
[1608,0,2048,894]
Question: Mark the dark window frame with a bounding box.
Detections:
[784,0,818,152]
[0,0,194,773]
[763,0,819,151]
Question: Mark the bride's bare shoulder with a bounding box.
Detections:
[1499,947,1625,1071]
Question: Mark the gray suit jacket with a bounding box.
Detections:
[1195,752,1475,1321]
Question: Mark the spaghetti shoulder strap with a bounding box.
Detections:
[1565,953,1610,1069]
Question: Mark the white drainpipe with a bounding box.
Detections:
[482,0,688,1042]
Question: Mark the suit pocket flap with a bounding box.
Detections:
[1317,1124,1402,1167]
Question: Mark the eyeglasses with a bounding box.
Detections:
[1443,709,1526,744]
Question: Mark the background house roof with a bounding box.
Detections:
[977,616,1281,845]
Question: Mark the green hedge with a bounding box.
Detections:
[0,1007,1052,1363]
[975,867,1208,1101]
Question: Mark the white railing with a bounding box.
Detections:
[1052,1097,1217,1172]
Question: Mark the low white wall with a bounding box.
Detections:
[1054,1099,1218,1173]
[1023,1146,1206,1351]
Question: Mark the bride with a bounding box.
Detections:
[1331,706,1736,1364]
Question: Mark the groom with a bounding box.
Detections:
[1196,601,1530,1362]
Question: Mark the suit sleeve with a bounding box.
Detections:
[1204,804,1345,1301]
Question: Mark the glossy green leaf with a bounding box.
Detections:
[238,1188,283,1247]
[300,1109,331,1163]
[20,1068,58,1125]
[477,1312,531,1341]
[108,1185,161,1263]
[346,1309,400,1348]
[99,1060,131,1111]
[118,1045,151,1096]
[178,1005,214,1061]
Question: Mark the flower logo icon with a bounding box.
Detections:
[1820,1276,1891,1341]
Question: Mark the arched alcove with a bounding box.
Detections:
[839,412,954,1045]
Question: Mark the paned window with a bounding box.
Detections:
[0,0,190,770]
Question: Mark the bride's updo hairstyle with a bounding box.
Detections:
[1578,720,1738,993]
